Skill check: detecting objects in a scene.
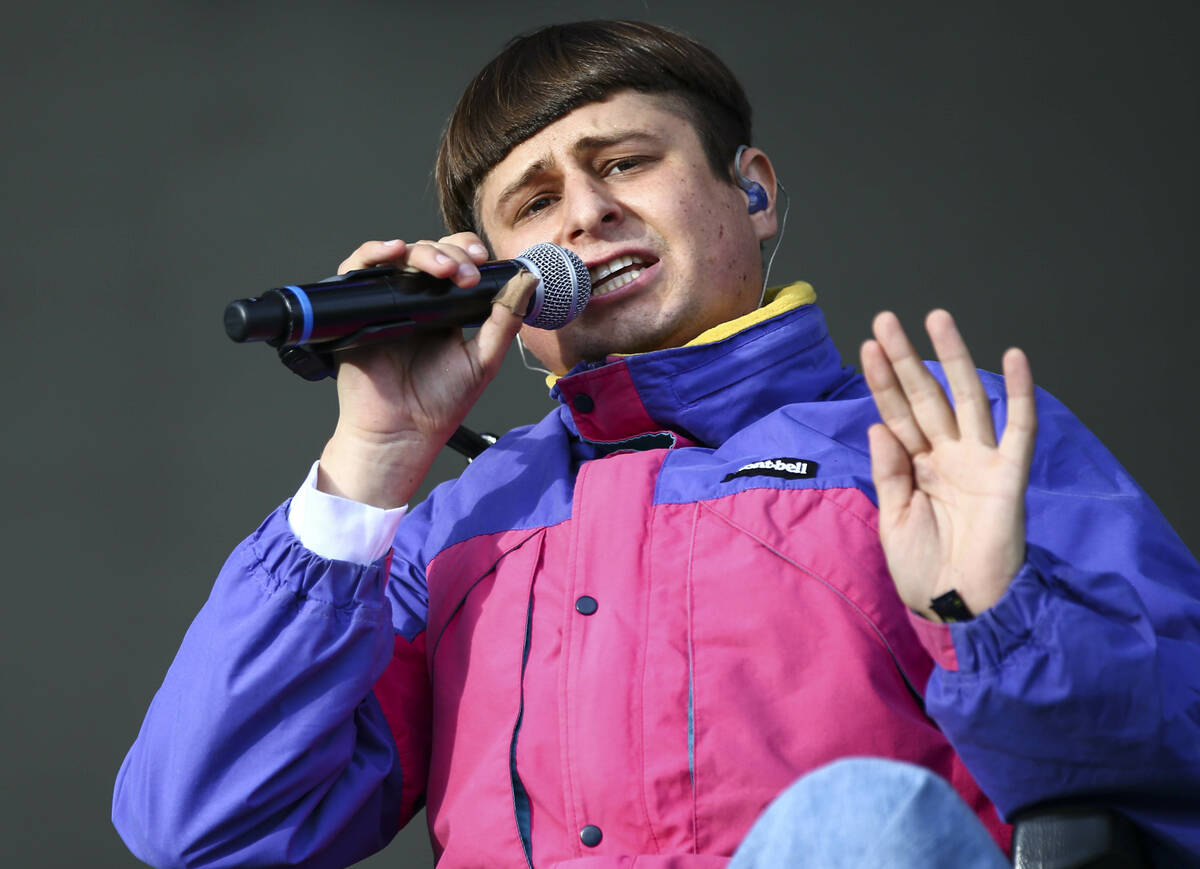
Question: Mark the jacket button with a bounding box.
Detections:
[580,824,603,847]
[572,393,595,413]
[575,595,598,615]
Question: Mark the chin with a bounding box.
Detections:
[565,325,683,365]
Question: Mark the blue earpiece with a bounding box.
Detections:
[734,145,769,214]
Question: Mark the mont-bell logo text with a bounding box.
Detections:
[722,457,819,483]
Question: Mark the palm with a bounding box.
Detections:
[336,328,495,443]
[861,311,1037,620]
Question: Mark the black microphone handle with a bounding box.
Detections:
[224,261,525,347]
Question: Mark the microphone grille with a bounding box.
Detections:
[516,243,592,329]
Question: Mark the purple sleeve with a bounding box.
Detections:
[922,385,1200,863]
[112,504,421,868]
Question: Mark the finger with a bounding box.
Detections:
[999,346,1038,472]
[872,311,959,443]
[471,275,533,375]
[925,309,996,446]
[438,232,491,265]
[338,238,407,274]
[868,422,915,529]
[406,240,482,286]
[861,338,932,456]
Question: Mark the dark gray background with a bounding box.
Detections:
[3,1,1196,866]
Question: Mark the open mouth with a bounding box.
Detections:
[588,254,658,297]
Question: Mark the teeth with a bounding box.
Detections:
[593,267,644,296]
[589,254,643,283]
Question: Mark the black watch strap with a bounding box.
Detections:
[930,589,974,623]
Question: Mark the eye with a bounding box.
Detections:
[604,156,647,176]
[517,195,556,221]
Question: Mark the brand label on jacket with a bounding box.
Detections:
[722,457,818,482]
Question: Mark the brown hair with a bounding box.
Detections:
[435,20,753,236]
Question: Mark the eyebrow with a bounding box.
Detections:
[495,156,556,211]
[493,129,663,212]
[572,129,661,153]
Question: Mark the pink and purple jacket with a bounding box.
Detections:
[114,288,1200,867]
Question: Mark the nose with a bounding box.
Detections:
[560,174,622,243]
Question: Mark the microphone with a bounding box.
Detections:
[223,242,591,350]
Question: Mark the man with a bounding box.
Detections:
[114,20,1200,868]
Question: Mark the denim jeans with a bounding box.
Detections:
[727,757,1010,869]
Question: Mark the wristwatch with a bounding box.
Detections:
[929,589,974,623]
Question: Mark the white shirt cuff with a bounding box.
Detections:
[287,461,408,564]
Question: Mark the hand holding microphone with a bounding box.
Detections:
[224,240,590,355]
[228,233,589,509]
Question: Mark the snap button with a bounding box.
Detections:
[572,393,595,413]
[580,824,603,847]
[575,595,598,615]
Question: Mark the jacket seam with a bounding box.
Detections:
[686,501,701,853]
[696,498,923,704]
[560,461,588,858]
[247,534,389,625]
[427,528,542,667]
[637,501,665,855]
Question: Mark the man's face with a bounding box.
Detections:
[477,91,777,374]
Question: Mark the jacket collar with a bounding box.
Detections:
[550,283,855,448]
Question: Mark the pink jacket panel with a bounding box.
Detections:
[421,448,1009,867]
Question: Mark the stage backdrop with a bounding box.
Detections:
[2,1,1195,866]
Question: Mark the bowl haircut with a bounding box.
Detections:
[435,20,754,240]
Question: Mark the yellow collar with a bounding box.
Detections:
[681,281,817,348]
[546,281,817,387]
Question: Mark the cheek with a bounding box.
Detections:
[682,187,762,303]
[673,178,738,254]
[694,193,751,277]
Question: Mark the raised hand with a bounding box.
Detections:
[318,233,529,508]
[859,310,1038,621]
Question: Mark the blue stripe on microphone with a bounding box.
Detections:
[285,285,314,345]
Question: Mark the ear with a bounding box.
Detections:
[735,146,779,242]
